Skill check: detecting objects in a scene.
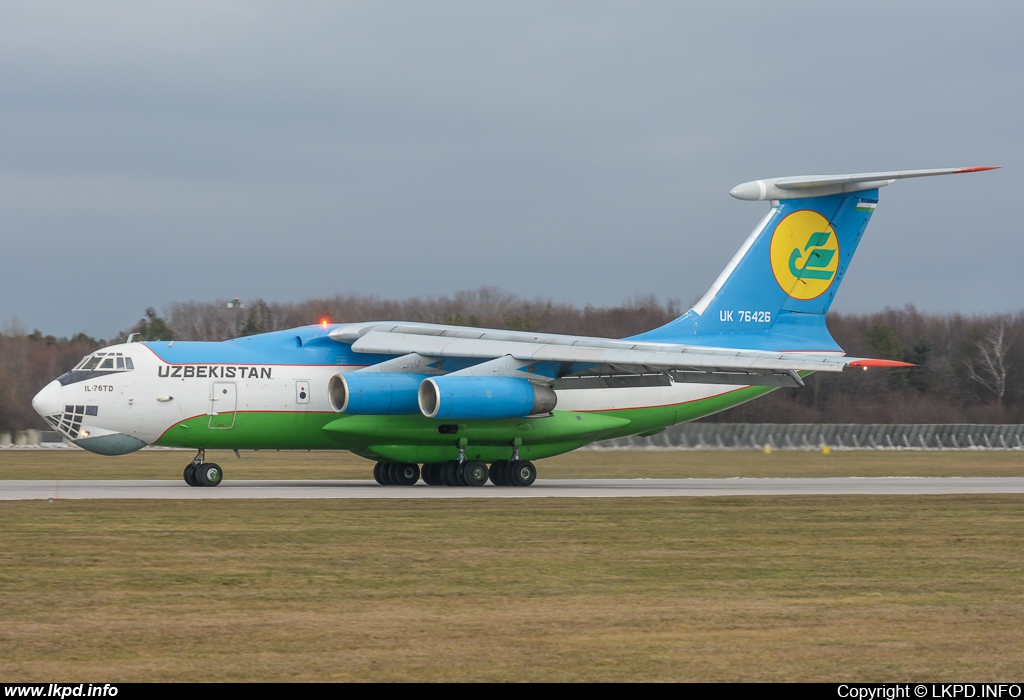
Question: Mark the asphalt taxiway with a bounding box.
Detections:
[3,477,1024,500]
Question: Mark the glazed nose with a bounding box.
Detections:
[32,380,64,418]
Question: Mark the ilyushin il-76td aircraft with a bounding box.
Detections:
[32,167,995,488]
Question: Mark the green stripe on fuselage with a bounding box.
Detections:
[154,384,775,462]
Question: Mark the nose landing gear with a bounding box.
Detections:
[183,449,223,487]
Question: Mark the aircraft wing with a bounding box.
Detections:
[331,323,908,388]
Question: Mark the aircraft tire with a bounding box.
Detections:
[422,463,442,485]
[183,464,198,487]
[382,462,398,485]
[394,463,420,486]
[489,460,509,486]
[497,461,513,486]
[510,460,537,487]
[196,463,223,487]
[441,460,460,486]
[373,462,385,485]
[451,460,466,486]
[461,460,488,487]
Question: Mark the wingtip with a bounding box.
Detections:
[957,166,1000,173]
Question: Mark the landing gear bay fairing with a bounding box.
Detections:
[32,167,995,487]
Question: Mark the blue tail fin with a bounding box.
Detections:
[633,168,996,351]
[634,189,879,351]
[633,167,1000,351]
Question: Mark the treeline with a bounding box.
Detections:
[726,307,1024,424]
[2,290,1021,429]
[164,287,683,341]
[0,330,104,432]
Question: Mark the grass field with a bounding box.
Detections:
[1,450,1023,681]
[2,495,1023,681]
[2,446,1024,480]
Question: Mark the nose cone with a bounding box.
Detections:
[32,380,64,418]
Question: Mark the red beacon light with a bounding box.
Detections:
[320,318,330,328]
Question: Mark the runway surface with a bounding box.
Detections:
[3,477,1024,500]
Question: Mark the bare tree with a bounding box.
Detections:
[965,322,1012,403]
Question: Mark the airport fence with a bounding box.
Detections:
[592,424,1024,450]
[2,425,1024,451]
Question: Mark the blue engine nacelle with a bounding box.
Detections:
[328,373,427,414]
[418,376,557,420]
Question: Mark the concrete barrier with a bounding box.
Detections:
[39,430,63,445]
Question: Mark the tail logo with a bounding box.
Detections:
[769,210,840,300]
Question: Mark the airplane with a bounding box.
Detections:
[31,166,996,488]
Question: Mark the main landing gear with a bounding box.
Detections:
[183,448,223,487]
[373,459,537,487]
[373,461,420,486]
[487,459,537,487]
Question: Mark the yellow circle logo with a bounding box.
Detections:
[770,210,840,300]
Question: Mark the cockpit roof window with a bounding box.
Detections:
[74,352,134,373]
[80,356,102,371]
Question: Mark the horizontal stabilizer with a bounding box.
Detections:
[730,166,998,201]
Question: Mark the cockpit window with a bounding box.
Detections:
[73,352,135,373]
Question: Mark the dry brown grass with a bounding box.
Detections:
[2,447,1024,481]
[2,496,1023,681]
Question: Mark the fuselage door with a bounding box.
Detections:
[209,382,237,429]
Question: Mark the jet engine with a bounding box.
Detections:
[418,376,557,420]
[328,373,426,414]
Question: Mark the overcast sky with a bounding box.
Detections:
[1,1,1021,338]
